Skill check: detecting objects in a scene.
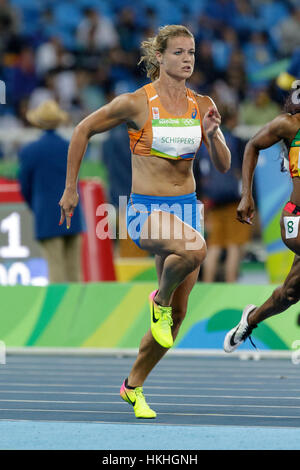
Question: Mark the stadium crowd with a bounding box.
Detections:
[0,0,299,128]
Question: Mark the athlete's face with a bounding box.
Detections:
[158,36,195,79]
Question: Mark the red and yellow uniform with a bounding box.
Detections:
[289,129,300,178]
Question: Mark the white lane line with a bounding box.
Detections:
[0,399,300,412]
[1,391,300,400]
[2,387,300,395]
[5,367,287,374]
[0,418,299,429]
[3,358,291,367]
[0,380,299,389]
[0,407,299,420]
[148,393,300,400]
[4,362,293,370]
[1,370,299,379]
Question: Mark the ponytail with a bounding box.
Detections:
[138,37,160,82]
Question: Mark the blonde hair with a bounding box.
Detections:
[138,25,194,82]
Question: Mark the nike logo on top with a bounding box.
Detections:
[152,303,159,323]
[125,389,136,407]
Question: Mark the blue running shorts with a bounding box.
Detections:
[126,192,203,248]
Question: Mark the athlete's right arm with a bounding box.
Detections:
[237,114,292,225]
[59,93,139,228]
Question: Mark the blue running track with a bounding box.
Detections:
[0,354,300,450]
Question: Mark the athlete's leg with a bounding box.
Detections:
[139,210,206,306]
[225,208,300,352]
[247,208,300,326]
[248,253,300,326]
[127,258,200,387]
[126,209,205,386]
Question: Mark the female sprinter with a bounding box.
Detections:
[224,86,300,353]
[59,25,231,418]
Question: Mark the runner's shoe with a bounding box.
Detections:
[149,290,173,348]
[223,304,258,353]
[120,379,156,418]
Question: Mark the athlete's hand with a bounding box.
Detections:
[59,187,79,229]
[203,107,221,138]
[237,194,255,225]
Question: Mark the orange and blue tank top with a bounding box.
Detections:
[289,128,300,177]
[128,83,202,160]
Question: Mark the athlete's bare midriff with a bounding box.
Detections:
[286,114,300,206]
[131,153,196,196]
[290,177,300,206]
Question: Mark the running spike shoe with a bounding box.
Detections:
[149,290,173,348]
[223,304,258,353]
[120,379,156,418]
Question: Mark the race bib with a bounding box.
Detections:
[284,216,300,239]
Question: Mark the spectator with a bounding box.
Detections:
[18,100,84,283]
[5,45,39,110]
[195,39,219,84]
[53,68,78,115]
[76,8,119,52]
[37,7,57,41]
[257,0,289,31]
[197,106,251,282]
[210,79,240,109]
[232,0,262,37]
[108,46,139,94]
[35,36,74,77]
[0,0,20,41]
[116,7,141,52]
[102,123,132,209]
[0,96,30,131]
[143,7,160,32]
[28,70,59,110]
[211,26,239,73]
[202,0,237,33]
[243,31,275,82]
[239,86,280,126]
[187,69,211,95]
[225,48,248,101]
[276,7,300,56]
[64,68,107,122]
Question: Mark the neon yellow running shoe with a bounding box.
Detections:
[149,290,173,348]
[120,379,156,419]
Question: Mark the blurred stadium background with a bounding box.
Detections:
[0,0,299,353]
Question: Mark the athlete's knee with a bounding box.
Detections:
[272,285,300,309]
[179,250,203,273]
[196,240,207,264]
[285,286,300,305]
[194,242,207,267]
[180,240,207,271]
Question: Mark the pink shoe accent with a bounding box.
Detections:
[120,380,126,396]
[149,290,158,302]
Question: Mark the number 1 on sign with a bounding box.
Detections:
[0,212,30,258]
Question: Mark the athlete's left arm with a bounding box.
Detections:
[196,95,231,173]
